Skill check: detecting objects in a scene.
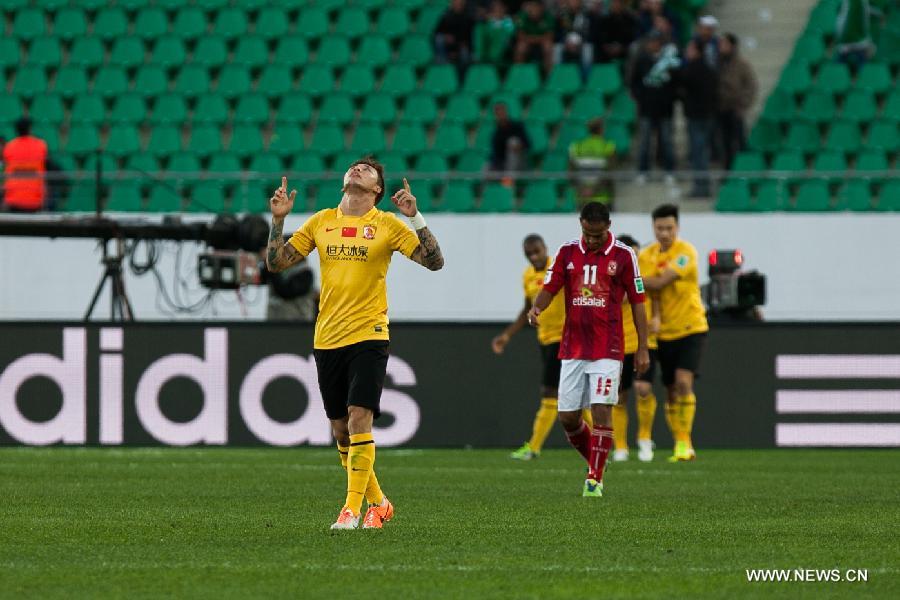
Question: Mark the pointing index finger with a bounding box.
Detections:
[403,178,411,193]
[281,176,287,192]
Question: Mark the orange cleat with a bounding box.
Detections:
[362,497,394,529]
[330,507,360,530]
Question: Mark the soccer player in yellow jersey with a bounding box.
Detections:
[492,234,567,460]
[640,204,708,462]
[611,235,660,463]
[266,158,444,529]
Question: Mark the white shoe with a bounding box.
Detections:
[637,439,654,462]
[330,507,360,530]
[634,174,648,185]
[612,449,629,462]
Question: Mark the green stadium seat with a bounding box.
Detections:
[439,181,476,212]
[269,126,305,157]
[867,121,898,152]
[318,93,356,124]
[232,37,268,69]
[816,62,851,95]
[395,0,427,8]
[298,65,335,98]
[455,149,488,174]
[415,5,444,35]
[608,92,637,125]
[444,95,482,125]
[825,121,861,155]
[748,119,782,152]
[216,65,251,99]
[397,35,434,68]
[377,151,409,189]
[187,181,228,214]
[36,0,68,10]
[106,125,141,157]
[14,8,47,41]
[135,66,170,98]
[415,152,448,192]
[228,125,263,158]
[556,121,588,151]
[799,89,836,123]
[71,95,106,125]
[526,123,549,156]
[249,155,284,194]
[732,151,766,173]
[855,150,888,179]
[421,64,459,98]
[29,94,65,125]
[118,0,151,11]
[290,152,325,175]
[777,62,811,95]
[0,97,24,124]
[472,122,495,152]
[69,37,104,69]
[208,152,242,183]
[195,0,231,10]
[360,93,397,124]
[257,64,293,99]
[488,93,523,119]
[604,122,631,155]
[79,0,112,11]
[791,180,831,211]
[150,94,187,124]
[834,180,872,211]
[192,94,229,125]
[755,180,789,211]
[883,90,900,122]
[94,8,128,41]
[175,65,211,98]
[172,7,207,40]
[716,179,753,211]
[274,92,313,124]
[125,153,160,173]
[540,150,569,172]
[841,89,877,123]
[350,124,386,155]
[586,63,623,97]
[92,67,129,99]
[12,66,47,99]
[521,180,558,213]
[54,8,88,41]
[854,62,891,95]
[106,182,144,213]
[109,38,145,69]
[771,151,806,177]
[187,125,222,157]
[761,88,796,123]
[31,124,60,153]
[192,37,228,68]
[314,180,344,211]
[147,125,183,157]
[273,37,309,68]
[503,63,541,97]
[812,150,847,182]
[528,91,564,124]
[391,123,428,157]
[309,124,345,157]
[297,7,329,40]
[479,183,515,212]
[147,186,183,212]
[806,0,839,36]
[334,9,369,40]
[27,38,62,68]
[339,65,376,98]
[568,92,605,121]
[134,8,168,40]
[233,181,270,214]
[784,122,820,154]
[166,152,200,173]
[316,36,352,67]
[213,8,248,39]
[255,7,289,40]
[791,33,826,64]
[877,181,900,211]
[234,93,269,125]
[356,36,392,68]
[462,64,500,98]
[380,65,417,98]
[377,7,410,40]
[544,63,582,96]
[432,123,468,157]
[0,39,21,71]
[54,66,89,99]
[110,94,148,124]
[66,124,101,155]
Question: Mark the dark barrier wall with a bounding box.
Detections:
[1,323,898,448]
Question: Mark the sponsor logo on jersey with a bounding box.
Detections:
[607,261,618,276]
[573,295,607,307]
[363,225,377,240]
[676,254,690,268]
[634,277,645,293]
[566,262,575,270]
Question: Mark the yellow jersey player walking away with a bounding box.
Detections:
[640,204,708,462]
[611,235,660,463]
[266,158,444,530]
[492,234,567,461]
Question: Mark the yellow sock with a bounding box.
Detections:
[582,408,594,429]
[665,401,684,442]
[528,398,558,453]
[636,393,657,441]
[344,433,375,515]
[338,443,383,506]
[678,394,697,447]
[612,404,629,450]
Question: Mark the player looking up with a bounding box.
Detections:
[528,203,649,497]
[640,204,708,462]
[266,158,444,529]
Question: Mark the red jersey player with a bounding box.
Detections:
[528,202,650,497]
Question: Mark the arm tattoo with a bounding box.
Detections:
[266,219,304,272]
[410,227,445,271]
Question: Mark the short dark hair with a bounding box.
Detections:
[349,156,385,203]
[725,32,739,47]
[617,234,639,249]
[15,118,32,137]
[523,234,544,247]
[651,203,679,222]
[580,201,611,223]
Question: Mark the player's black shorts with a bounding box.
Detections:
[657,333,707,386]
[621,349,659,391]
[540,342,562,389]
[313,340,389,420]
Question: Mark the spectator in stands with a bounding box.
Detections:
[514,0,556,73]
[434,0,476,72]
[693,14,720,68]
[835,0,881,69]
[717,32,758,169]
[555,0,593,71]
[637,0,681,46]
[475,1,517,65]
[591,0,639,64]
[678,41,718,198]
[488,102,531,174]
[631,31,679,184]
[568,118,617,206]
[2,118,48,213]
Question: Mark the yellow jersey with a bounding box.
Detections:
[289,206,420,349]
[639,238,709,341]
[523,263,565,345]
[622,294,657,354]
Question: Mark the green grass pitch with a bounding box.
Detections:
[1,447,897,599]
